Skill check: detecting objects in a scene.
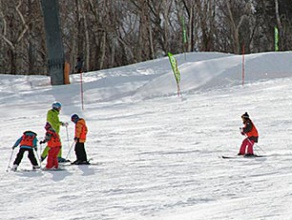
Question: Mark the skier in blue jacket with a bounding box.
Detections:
[11,131,40,171]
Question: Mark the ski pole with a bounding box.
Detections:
[65,141,75,160]
[244,134,265,154]
[254,143,266,154]
[66,126,71,149]
[34,147,42,168]
[6,148,14,172]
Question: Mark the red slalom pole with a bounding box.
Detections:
[80,72,84,110]
[242,44,245,87]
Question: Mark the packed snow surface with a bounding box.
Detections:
[1,51,292,220]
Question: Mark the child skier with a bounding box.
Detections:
[71,114,89,165]
[11,131,39,171]
[40,122,62,169]
[238,112,259,156]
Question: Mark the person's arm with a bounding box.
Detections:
[12,137,22,149]
[243,121,252,133]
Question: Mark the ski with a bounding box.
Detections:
[60,162,102,167]
[221,154,265,159]
[16,169,39,172]
[59,158,101,167]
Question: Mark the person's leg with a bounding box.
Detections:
[239,138,249,155]
[41,146,50,161]
[13,148,26,165]
[79,143,88,162]
[28,148,38,166]
[246,139,255,155]
[57,146,62,158]
[75,143,82,161]
[46,148,53,169]
[52,147,61,168]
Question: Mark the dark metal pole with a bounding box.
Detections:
[40,0,65,85]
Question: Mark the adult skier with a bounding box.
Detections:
[238,112,259,156]
[40,102,68,162]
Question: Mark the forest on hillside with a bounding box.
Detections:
[0,0,291,75]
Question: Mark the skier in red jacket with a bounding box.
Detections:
[238,112,259,156]
[40,122,62,169]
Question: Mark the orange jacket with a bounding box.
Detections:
[45,129,62,148]
[243,119,259,142]
[75,118,87,143]
[20,133,35,147]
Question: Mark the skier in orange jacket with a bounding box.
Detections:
[71,114,89,165]
[238,112,259,156]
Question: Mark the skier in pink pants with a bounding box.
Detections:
[238,112,259,156]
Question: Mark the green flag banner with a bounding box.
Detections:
[168,52,181,96]
[168,52,180,84]
[182,16,187,44]
[275,26,279,51]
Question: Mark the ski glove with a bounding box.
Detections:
[62,122,69,127]
[12,146,16,150]
[239,127,244,135]
[74,137,79,142]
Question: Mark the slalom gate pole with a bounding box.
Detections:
[80,72,84,110]
[65,141,75,160]
[6,149,14,172]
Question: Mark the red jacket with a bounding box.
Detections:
[243,119,259,142]
[45,129,62,148]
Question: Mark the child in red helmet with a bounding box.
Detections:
[238,112,259,156]
[40,122,62,169]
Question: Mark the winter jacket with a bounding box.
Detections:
[13,131,38,150]
[44,128,62,148]
[74,118,88,143]
[47,109,62,134]
[242,119,259,143]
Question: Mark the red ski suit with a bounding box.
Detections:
[44,128,61,169]
[239,118,258,155]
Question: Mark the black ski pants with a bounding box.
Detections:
[74,142,87,162]
[13,148,38,166]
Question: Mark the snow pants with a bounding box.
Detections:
[46,147,61,169]
[239,138,254,155]
[13,148,38,166]
[41,145,62,159]
[75,142,88,162]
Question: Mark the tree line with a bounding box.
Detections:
[0,0,291,75]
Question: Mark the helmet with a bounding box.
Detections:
[71,114,79,123]
[44,122,52,130]
[52,102,61,110]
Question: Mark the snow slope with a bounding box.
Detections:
[1,51,292,220]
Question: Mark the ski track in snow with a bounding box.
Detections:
[1,52,292,220]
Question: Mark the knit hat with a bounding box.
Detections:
[241,112,249,119]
